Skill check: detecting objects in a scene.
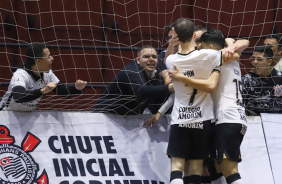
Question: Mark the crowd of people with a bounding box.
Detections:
[0,17,282,184]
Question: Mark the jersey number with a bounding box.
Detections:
[189,89,197,105]
[233,79,243,106]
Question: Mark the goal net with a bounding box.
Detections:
[0,0,281,112]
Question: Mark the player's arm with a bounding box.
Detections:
[222,39,250,64]
[164,28,179,65]
[11,73,48,103]
[144,93,174,127]
[53,80,87,97]
[159,70,172,84]
[169,65,220,93]
[12,86,43,103]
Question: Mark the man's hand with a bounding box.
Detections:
[160,70,172,84]
[225,38,235,47]
[41,82,57,94]
[75,80,87,90]
[168,64,185,82]
[222,46,235,60]
[168,28,179,48]
[143,112,162,127]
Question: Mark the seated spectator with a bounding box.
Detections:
[242,45,282,115]
[93,45,174,115]
[0,43,87,111]
[263,34,282,71]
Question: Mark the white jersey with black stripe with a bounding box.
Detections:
[166,49,222,124]
[0,69,59,111]
[212,60,247,125]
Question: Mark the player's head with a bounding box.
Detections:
[137,45,158,76]
[173,18,194,43]
[263,34,282,66]
[194,25,208,50]
[250,45,273,76]
[264,34,281,54]
[200,29,225,51]
[165,22,176,42]
[26,43,54,73]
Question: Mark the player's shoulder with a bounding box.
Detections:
[13,68,29,78]
[199,49,221,55]
[46,69,57,75]
[166,53,179,68]
[43,69,57,79]
[166,53,178,61]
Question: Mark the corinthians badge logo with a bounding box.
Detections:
[0,125,48,184]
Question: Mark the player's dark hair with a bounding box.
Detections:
[254,45,274,59]
[194,25,207,32]
[137,45,155,57]
[173,18,194,43]
[165,22,176,32]
[25,43,47,67]
[200,29,225,50]
[265,34,282,49]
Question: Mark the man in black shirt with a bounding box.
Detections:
[242,45,282,115]
[93,45,174,115]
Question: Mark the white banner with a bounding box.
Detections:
[260,113,282,184]
[0,112,279,184]
[0,112,171,184]
[239,116,274,184]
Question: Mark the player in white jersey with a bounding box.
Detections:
[166,19,245,184]
[169,29,249,184]
[0,43,87,111]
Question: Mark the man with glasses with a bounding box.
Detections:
[242,45,282,115]
[93,45,174,115]
[0,43,87,111]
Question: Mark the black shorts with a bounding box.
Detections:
[212,123,247,163]
[167,120,213,160]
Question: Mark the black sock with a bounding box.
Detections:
[188,175,201,184]
[201,176,211,183]
[226,173,241,184]
[205,158,218,180]
[210,172,223,181]
[170,170,183,182]
[183,176,190,184]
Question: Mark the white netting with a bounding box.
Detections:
[0,0,281,111]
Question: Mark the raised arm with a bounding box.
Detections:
[164,28,179,65]
[222,39,250,64]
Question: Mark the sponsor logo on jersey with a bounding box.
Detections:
[238,108,247,122]
[273,84,282,97]
[234,69,240,75]
[0,125,48,184]
[178,107,202,120]
[178,122,203,129]
[183,70,195,77]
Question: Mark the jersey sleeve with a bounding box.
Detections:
[48,70,60,83]
[11,72,28,89]
[208,50,223,67]
[165,55,174,70]
[158,93,175,115]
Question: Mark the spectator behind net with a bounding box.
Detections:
[0,43,87,111]
[242,45,282,115]
[93,45,174,115]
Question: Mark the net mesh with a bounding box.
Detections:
[0,0,281,111]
